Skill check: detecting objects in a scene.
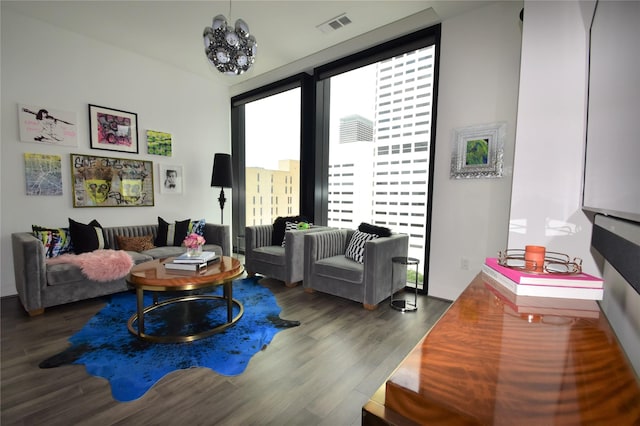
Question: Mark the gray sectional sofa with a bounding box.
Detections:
[11,223,230,316]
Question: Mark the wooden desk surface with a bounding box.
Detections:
[363,273,640,425]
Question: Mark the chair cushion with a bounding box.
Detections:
[68,218,109,254]
[125,251,154,265]
[189,218,206,236]
[46,263,88,286]
[32,225,73,258]
[345,230,378,263]
[252,246,286,266]
[281,221,298,247]
[155,216,190,246]
[140,246,186,258]
[116,234,155,252]
[271,215,307,246]
[315,255,364,284]
[358,222,392,237]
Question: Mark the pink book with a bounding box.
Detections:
[484,257,603,288]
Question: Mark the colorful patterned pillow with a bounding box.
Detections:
[189,218,206,237]
[32,225,73,258]
[68,218,109,254]
[116,235,155,252]
[281,221,298,247]
[345,230,378,263]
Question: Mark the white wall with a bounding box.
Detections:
[508,1,598,275]
[0,9,230,297]
[428,2,523,300]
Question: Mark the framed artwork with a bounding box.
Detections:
[451,122,505,179]
[147,130,173,156]
[159,164,183,194]
[70,153,154,207]
[18,104,78,146]
[24,153,63,196]
[89,104,138,153]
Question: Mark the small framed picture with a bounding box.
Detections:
[89,104,138,153]
[146,130,173,156]
[159,164,183,194]
[451,122,505,179]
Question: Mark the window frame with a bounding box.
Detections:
[231,25,440,295]
[231,73,314,251]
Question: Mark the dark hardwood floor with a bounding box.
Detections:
[1,274,450,426]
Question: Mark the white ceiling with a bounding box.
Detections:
[3,1,494,88]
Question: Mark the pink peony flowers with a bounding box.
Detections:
[183,233,205,249]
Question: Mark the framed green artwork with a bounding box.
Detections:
[146,130,172,156]
[451,122,505,179]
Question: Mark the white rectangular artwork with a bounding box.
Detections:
[18,104,78,147]
[159,164,183,194]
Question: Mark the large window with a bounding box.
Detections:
[324,45,436,291]
[231,74,313,252]
[244,88,301,225]
[232,26,440,293]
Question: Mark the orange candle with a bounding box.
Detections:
[524,245,545,273]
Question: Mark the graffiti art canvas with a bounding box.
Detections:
[71,153,153,207]
[19,104,78,146]
[24,153,63,196]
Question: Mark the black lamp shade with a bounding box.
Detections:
[211,153,233,188]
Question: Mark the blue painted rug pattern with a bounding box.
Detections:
[39,277,299,402]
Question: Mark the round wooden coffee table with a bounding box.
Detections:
[126,256,244,343]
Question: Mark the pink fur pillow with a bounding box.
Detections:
[47,249,134,282]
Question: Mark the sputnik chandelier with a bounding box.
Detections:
[203,5,257,76]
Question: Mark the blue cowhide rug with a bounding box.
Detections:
[39,276,299,402]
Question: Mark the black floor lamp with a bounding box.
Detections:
[211,153,233,224]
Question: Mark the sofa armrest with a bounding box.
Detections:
[362,233,409,306]
[245,225,273,274]
[245,225,273,251]
[11,232,47,314]
[282,228,328,283]
[203,223,230,256]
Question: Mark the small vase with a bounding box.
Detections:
[187,246,203,257]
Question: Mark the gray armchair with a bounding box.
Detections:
[303,229,409,310]
[245,224,325,287]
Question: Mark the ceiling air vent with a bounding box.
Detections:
[316,13,352,34]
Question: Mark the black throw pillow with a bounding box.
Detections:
[155,216,191,247]
[358,222,392,238]
[68,218,109,254]
[271,215,307,246]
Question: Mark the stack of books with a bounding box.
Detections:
[482,257,604,300]
[164,251,220,272]
[483,276,601,318]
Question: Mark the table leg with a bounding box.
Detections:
[225,281,233,323]
[137,287,145,336]
[414,262,419,309]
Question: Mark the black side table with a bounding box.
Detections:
[390,256,420,312]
